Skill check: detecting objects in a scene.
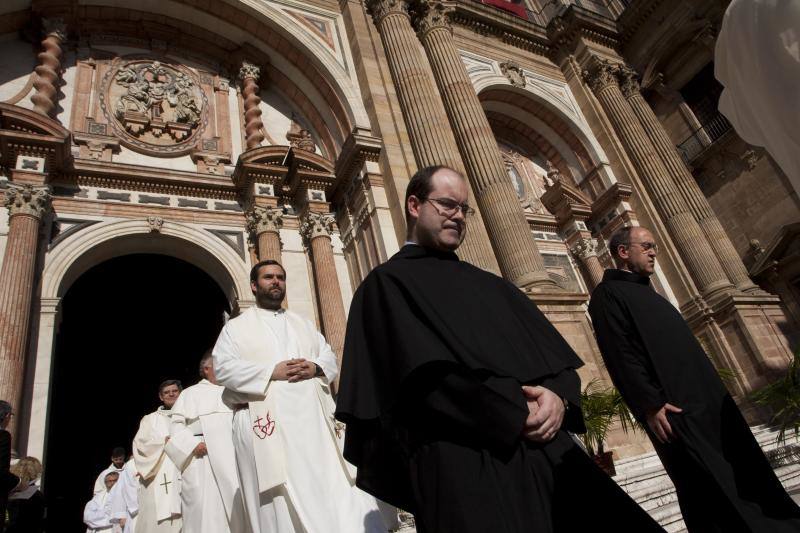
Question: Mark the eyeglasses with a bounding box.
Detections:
[626,241,659,254]
[424,197,475,218]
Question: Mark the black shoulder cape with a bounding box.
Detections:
[335,245,584,508]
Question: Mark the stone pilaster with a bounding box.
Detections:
[31,18,66,118]
[0,184,51,438]
[571,237,605,289]
[300,211,347,363]
[584,59,733,299]
[618,67,760,293]
[365,0,499,274]
[238,62,265,150]
[246,206,283,262]
[412,0,555,290]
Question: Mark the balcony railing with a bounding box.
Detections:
[676,112,733,164]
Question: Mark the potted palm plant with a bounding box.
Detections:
[580,379,642,476]
[750,351,800,443]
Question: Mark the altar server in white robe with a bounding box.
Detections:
[213,260,385,533]
[93,447,127,495]
[109,458,139,533]
[166,353,247,533]
[84,471,121,532]
[132,380,183,532]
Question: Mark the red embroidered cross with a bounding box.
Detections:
[252,412,276,440]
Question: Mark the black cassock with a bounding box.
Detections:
[589,268,800,533]
[335,245,662,533]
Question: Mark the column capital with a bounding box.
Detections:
[42,18,67,42]
[3,184,51,219]
[413,1,455,37]
[366,0,410,25]
[246,205,284,235]
[617,65,642,99]
[300,211,335,240]
[570,237,599,260]
[582,59,619,94]
[238,61,261,82]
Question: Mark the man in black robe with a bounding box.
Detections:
[335,165,663,533]
[588,225,800,532]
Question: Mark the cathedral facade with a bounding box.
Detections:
[0,0,797,469]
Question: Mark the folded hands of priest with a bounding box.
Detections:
[521,385,565,443]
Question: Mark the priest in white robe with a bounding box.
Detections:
[166,353,247,533]
[213,259,386,533]
[93,447,127,495]
[132,380,183,532]
[84,471,121,532]
[109,458,139,533]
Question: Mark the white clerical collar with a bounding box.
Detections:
[256,306,285,318]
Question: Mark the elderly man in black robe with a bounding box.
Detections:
[335,165,663,533]
[589,225,800,532]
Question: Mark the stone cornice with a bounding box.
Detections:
[616,0,666,46]
[450,2,550,56]
[331,128,382,200]
[547,5,621,60]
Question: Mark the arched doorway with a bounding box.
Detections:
[43,253,230,532]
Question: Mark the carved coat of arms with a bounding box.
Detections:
[100,60,208,154]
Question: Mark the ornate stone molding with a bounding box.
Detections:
[617,65,641,99]
[3,184,51,219]
[499,60,525,88]
[147,216,164,233]
[570,237,599,260]
[366,0,410,25]
[582,59,619,94]
[286,116,316,153]
[238,61,261,82]
[300,211,335,240]
[414,1,454,37]
[246,206,284,235]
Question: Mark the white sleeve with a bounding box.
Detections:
[84,495,111,529]
[213,324,275,400]
[165,395,200,472]
[311,329,339,384]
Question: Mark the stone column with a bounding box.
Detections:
[571,237,605,289]
[584,60,733,298]
[247,206,283,262]
[412,1,555,289]
[31,18,66,118]
[238,62,265,150]
[365,0,499,274]
[618,67,759,293]
[300,212,347,362]
[0,185,51,438]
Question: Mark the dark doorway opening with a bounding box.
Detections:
[43,253,230,532]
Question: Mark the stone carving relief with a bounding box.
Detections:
[499,60,526,88]
[286,116,317,153]
[100,60,209,155]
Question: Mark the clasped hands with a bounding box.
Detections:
[272,358,318,383]
[522,385,566,443]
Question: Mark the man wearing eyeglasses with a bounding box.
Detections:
[336,166,662,532]
[589,226,800,532]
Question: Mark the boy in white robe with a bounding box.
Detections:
[109,458,139,533]
[84,471,120,533]
[214,259,386,533]
[132,380,183,532]
[166,353,247,533]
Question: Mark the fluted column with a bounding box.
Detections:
[0,185,51,438]
[31,18,66,118]
[300,212,347,362]
[412,1,555,289]
[238,62,265,150]
[365,0,499,274]
[584,60,733,298]
[618,67,759,293]
[247,206,283,262]
[571,237,605,289]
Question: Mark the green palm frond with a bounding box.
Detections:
[749,352,800,443]
[580,380,644,455]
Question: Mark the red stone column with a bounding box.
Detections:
[31,18,66,118]
[300,212,347,364]
[0,185,50,438]
[246,206,284,262]
[238,62,265,150]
